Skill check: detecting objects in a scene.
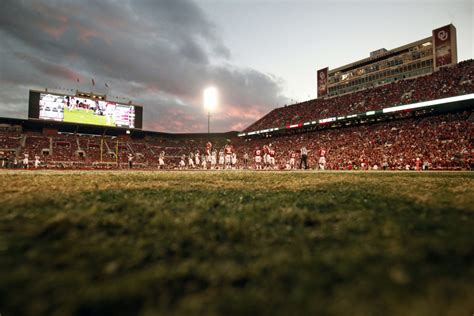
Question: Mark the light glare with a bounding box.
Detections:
[203,87,218,111]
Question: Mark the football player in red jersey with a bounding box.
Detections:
[205,141,212,163]
[224,143,233,169]
[415,157,421,171]
[262,144,269,169]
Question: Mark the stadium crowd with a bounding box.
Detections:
[235,111,473,170]
[1,110,472,171]
[245,60,474,132]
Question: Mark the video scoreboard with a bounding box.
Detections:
[28,90,143,129]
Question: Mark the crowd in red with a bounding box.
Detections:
[1,110,472,170]
[235,111,473,170]
[245,60,474,133]
[0,130,21,150]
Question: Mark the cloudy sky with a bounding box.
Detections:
[0,0,472,132]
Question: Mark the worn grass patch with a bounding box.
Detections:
[0,171,473,316]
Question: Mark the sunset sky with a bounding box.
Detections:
[0,0,472,132]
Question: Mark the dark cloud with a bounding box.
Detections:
[0,0,288,132]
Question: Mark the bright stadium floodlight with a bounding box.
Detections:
[203,87,218,134]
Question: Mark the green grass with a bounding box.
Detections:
[64,108,113,126]
[0,171,473,316]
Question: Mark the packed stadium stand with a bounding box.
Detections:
[245,60,474,133]
[235,110,472,170]
[0,61,473,171]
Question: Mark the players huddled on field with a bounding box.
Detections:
[148,140,335,171]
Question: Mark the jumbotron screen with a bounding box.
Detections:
[30,92,139,129]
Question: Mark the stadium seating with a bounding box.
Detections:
[234,111,472,170]
[0,131,21,149]
[244,60,474,132]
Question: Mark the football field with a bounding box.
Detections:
[64,108,113,126]
[0,171,473,315]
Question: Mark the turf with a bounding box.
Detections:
[0,171,473,316]
[64,108,113,126]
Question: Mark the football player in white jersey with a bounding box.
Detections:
[318,149,327,170]
[127,153,134,169]
[159,151,165,169]
[231,152,237,169]
[195,150,200,166]
[201,153,207,169]
[179,154,186,169]
[218,149,225,169]
[289,150,296,170]
[254,147,262,170]
[23,153,29,169]
[34,154,41,168]
[268,146,276,169]
[188,152,195,168]
[211,149,217,169]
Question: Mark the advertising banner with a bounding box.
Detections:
[433,25,454,69]
[317,67,329,97]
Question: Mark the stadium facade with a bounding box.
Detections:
[317,24,457,97]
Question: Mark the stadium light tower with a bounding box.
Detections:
[203,87,218,134]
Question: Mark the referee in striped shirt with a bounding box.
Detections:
[300,146,309,170]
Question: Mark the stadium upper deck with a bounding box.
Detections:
[318,24,458,97]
